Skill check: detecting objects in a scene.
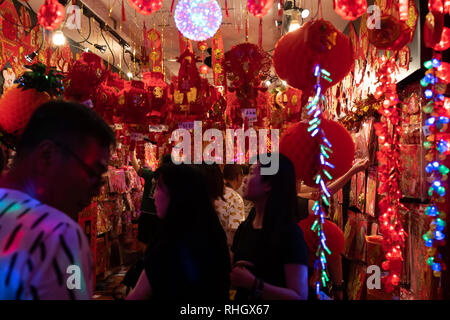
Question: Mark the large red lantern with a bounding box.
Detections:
[433,27,450,51]
[333,0,367,21]
[273,19,354,99]
[127,0,163,15]
[280,119,355,187]
[424,11,445,48]
[247,0,274,17]
[38,0,65,31]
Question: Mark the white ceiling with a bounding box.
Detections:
[21,0,349,79]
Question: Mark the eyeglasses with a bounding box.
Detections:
[52,141,106,183]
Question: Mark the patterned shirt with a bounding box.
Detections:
[214,187,246,247]
[0,188,93,300]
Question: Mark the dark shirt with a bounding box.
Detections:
[144,230,231,300]
[140,168,156,214]
[231,209,309,301]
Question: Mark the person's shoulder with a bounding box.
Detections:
[279,223,306,240]
[225,187,244,202]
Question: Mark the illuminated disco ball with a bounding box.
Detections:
[174,0,223,41]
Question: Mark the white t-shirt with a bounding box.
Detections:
[214,187,246,246]
[0,188,93,300]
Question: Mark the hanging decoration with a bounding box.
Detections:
[367,0,418,51]
[333,0,367,21]
[373,55,407,294]
[146,28,163,72]
[422,56,448,278]
[211,31,227,90]
[273,20,354,104]
[127,0,163,15]
[37,0,65,31]
[0,63,64,147]
[222,43,271,127]
[142,71,169,123]
[305,65,335,298]
[64,52,108,103]
[174,0,223,41]
[247,0,274,17]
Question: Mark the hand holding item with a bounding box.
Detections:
[231,261,256,290]
[353,157,370,172]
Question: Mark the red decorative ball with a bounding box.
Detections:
[127,0,163,15]
[368,15,413,50]
[199,64,210,75]
[437,62,450,84]
[424,11,445,48]
[333,0,367,21]
[273,20,354,99]
[280,118,355,187]
[433,27,450,51]
[247,0,274,17]
[38,0,65,31]
[298,215,345,267]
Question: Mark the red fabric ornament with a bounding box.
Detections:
[93,84,117,124]
[38,0,65,31]
[428,0,450,14]
[368,15,412,50]
[142,72,169,122]
[280,118,355,187]
[127,0,163,15]
[437,62,450,84]
[333,0,367,21]
[197,41,208,52]
[273,19,354,99]
[299,215,345,267]
[424,11,445,48]
[117,80,150,125]
[64,52,108,102]
[433,27,450,51]
[247,0,274,18]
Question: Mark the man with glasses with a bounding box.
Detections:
[0,101,115,300]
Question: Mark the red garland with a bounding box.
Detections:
[373,55,407,294]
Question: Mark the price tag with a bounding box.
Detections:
[130,132,144,141]
[115,123,124,130]
[423,125,431,137]
[241,108,257,122]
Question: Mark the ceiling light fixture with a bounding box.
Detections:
[94,44,107,53]
[288,10,301,32]
[25,51,38,63]
[52,30,66,46]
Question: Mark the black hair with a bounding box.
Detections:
[154,163,228,245]
[194,163,224,201]
[255,153,299,232]
[223,164,243,182]
[160,154,173,166]
[16,100,116,157]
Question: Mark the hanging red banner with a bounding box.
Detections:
[211,30,227,91]
[147,28,163,73]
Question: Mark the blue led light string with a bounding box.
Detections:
[306,64,334,298]
[421,57,448,277]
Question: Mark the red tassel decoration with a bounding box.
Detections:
[258,18,263,48]
[122,0,126,22]
[170,0,175,16]
[225,0,229,17]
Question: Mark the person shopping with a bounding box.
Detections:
[127,164,231,300]
[231,154,309,300]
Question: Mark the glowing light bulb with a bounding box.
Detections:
[52,30,66,46]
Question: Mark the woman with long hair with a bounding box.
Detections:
[127,164,231,300]
[231,153,309,300]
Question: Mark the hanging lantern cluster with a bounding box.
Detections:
[37,0,65,31]
[127,0,163,15]
[247,0,274,17]
[333,0,367,21]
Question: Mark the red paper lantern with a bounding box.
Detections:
[199,64,210,74]
[247,0,274,17]
[273,19,354,99]
[299,215,345,267]
[280,119,355,187]
[127,0,163,15]
[333,0,367,21]
[38,0,65,31]
[197,41,208,52]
